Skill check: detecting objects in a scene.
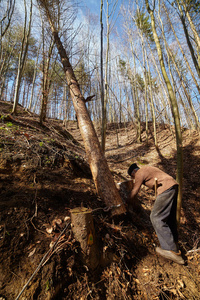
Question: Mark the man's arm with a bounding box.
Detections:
[128,179,142,205]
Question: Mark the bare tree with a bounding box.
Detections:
[158,4,200,130]
[28,42,41,111]
[0,0,15,38]
[163,2,200,94]
[101,0,119,152]
[12,0,32,114]
[180,0,200,50]
[145,0,183,225]
[39,29,55,123]
[175,0,200,78]
[100,0,105,148]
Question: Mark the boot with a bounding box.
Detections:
[156,247,184,265]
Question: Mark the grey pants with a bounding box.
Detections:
[150,185,178,252]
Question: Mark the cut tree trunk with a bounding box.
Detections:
[53,39,126,216]
[70,207,100,270]
[37,0,126,216]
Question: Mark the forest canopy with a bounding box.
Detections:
[0,0,199,129]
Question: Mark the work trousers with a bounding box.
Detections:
[150,185,179,252]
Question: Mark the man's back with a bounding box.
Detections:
[133,166,178,196]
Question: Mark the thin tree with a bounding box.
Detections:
[28,41,41,111]
[0,0,16,38]
[100,0,105,149]
[145,0,183,225]
[180,0,200,50]
[175,0,200,78]
[39,32,55,123]
[163,2,200,94]
[101,0,119,152]
[158,5,200,129]
[12,0,32,114]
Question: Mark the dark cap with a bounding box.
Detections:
[128,163,139,176]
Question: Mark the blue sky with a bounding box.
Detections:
[78,0,126,40]
[80,0,125,23]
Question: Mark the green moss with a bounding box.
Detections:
[6,122,13,127]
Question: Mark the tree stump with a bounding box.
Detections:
[70,207,100,270]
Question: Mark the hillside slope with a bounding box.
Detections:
[0,100,200,299]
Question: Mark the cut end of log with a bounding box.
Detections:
[70,207,93,215]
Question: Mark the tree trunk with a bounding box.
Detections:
[131,48,142,143]
[40,5,126,216]
[180,0,200,50]
[29,42,41,111]
[177,2,200,79]
[100,0,105,152]
[12,0,32,114]
[146,0,183,225]
[147,60,157,149]
[101,0,110,153]
[40,32,54,124]
[0,0,15,38]
[159,4,199,130]
[163,3,200,94]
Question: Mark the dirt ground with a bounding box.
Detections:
[0,100,200,300]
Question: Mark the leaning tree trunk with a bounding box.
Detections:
[38,1,126,216]
[163,3,200,94]
[159,5,199,130]
[180,0,200,51]
[177,2,200,79]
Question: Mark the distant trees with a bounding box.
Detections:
[1,0,199,133]
[0,1,199,149]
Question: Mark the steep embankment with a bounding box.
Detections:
[0,100,200,299]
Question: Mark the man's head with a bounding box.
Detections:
[128,163,140,177]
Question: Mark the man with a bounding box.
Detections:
[127,163,184,265]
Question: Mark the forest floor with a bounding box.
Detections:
[0,100,200,300]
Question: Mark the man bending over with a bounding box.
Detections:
[128,163,184,265]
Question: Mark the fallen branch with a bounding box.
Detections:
[187,248,200,255]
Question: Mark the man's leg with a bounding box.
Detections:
[150,185,178,252]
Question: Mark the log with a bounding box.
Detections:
[70,207,100,270]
